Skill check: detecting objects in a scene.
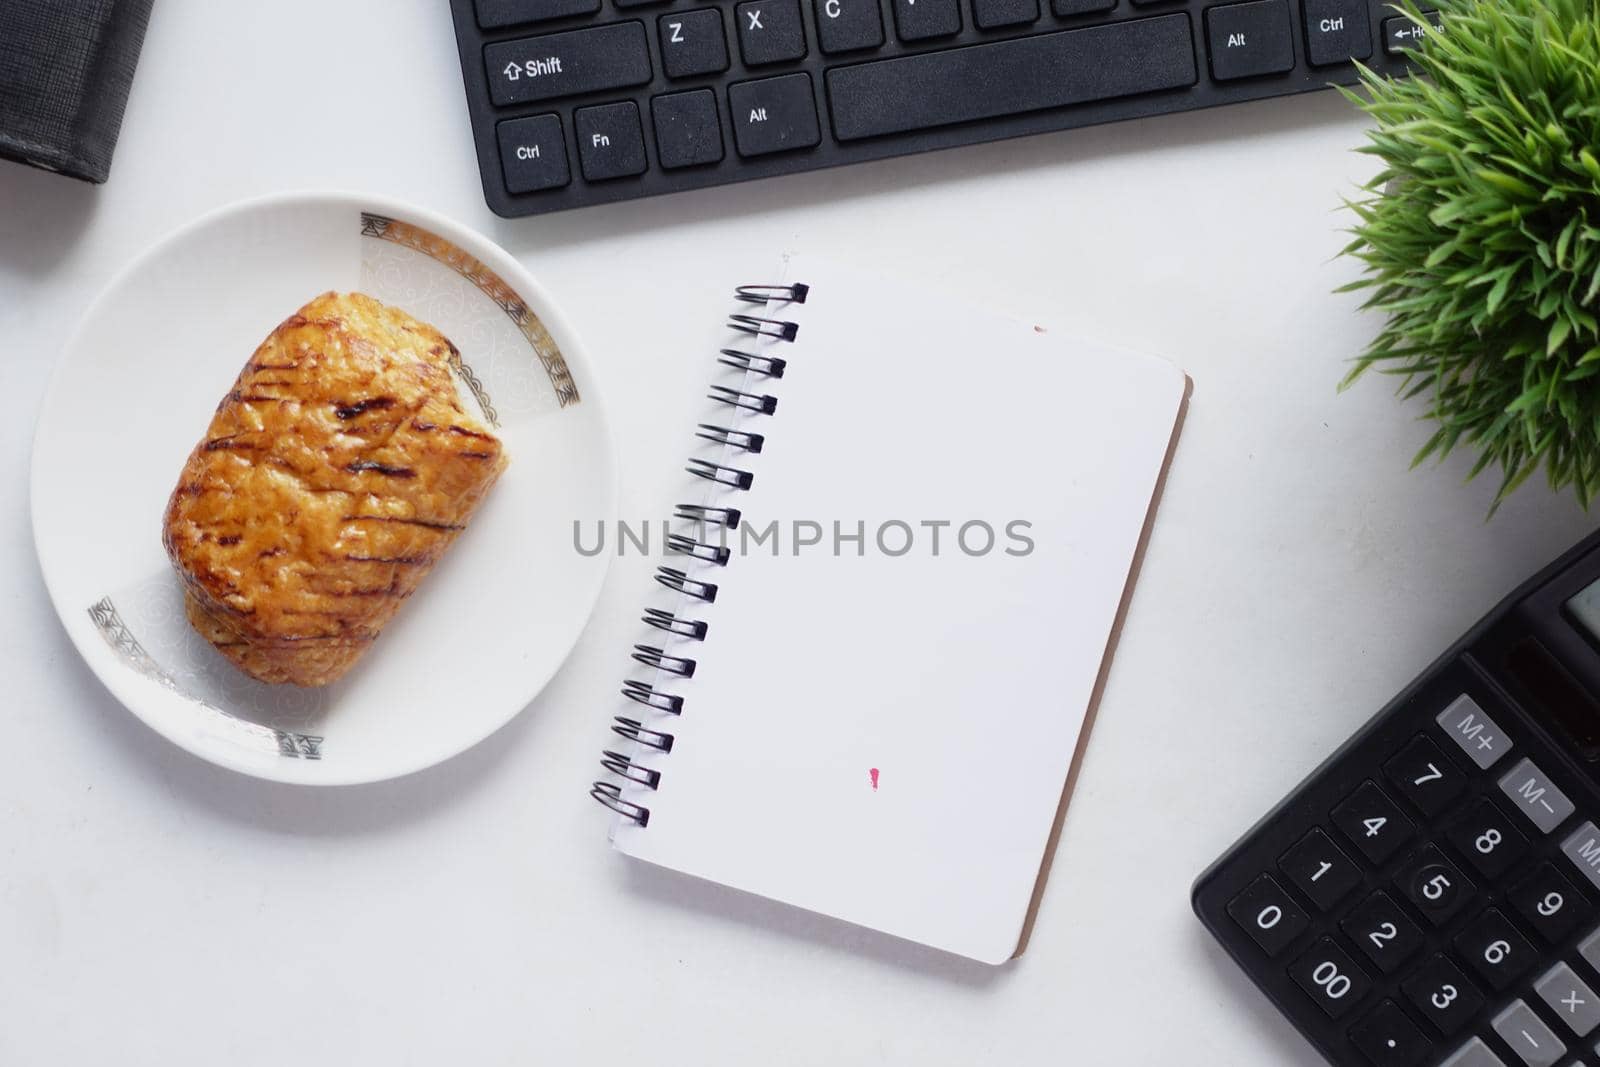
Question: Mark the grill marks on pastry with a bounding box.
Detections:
[344,460,415,478]
[334,396,396,420]
[342,513,464,532]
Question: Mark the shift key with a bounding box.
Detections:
[485,23,652,106]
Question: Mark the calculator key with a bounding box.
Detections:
[1498,757,1577,835]
[496,114,571,193]
[1349,998,1434,1067]
[1396,846,1476,926]
[972,0,1038,29]
[1492,999,1566,1066]
[1204,0,1294,82]
[1289,938,1372,1020]
[575,102,648,182]
[814,0,884,54]
[1435,693,1513,770]
[1342,892,1424,974]
[1454,908,1536,992]
[1510,863,1591,943]
[1446,797,1529,880]
[1401,953,1484,1036]
[1333,781,1415,865]
[1439,1038,1509,1067]
[1565,822,1600,892]
[737,0,807,64]
[660,9,730,79]
[1577,924,1600,975]
[1279,828,1363,910]
[485,24,653,107]
[1385,736,1467,817]
[891,0,961,40]
[1534,962,1600,1036]
[1226,873,1309,957]
[652,90,725,169]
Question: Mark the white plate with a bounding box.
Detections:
[31,192,615,785]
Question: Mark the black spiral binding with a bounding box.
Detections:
[590,280,806,826]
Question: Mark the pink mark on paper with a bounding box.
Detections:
[869,768,880,791]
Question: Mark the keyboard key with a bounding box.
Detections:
[1226,873,1309,956]
[1455,908,1536,992]
[826,14,1196,141]
[1342,891,1424,974]
[1396,846,1475,926]
[1279,828,1362,910]
[486,23,653,107]
[1290,938,1371,1020]
[1301,0,1372,65]
[1435,693,1512,770]
[1204,0,1294,82]
[660,9,730,78]
[1332,781,1415,865]
[1510,863,1590,943]
[1534,962,1600,1036]
[729,74,821,156]
[972,0,1038,29]
[1492,999,1565,1066]
[496,114,571,193]
[1566,822,1600,892]
[1498,757,1576,835]
[1440,1037,1509,1067]
[615,0,671,6]
[575,102,647,181]
[1053,0,1115,13]
[476,0,601,26]
[652,90,725,169]
[815,0,885,53]
[737,0,807,64]
[1384,735,1466,817]
[1401,954,1483,1036]
[1350,999,1434,1067]
[891,0,961,40]
[1383,10,1441,55]
[1446,797,1529,880]
[475,0,600,27]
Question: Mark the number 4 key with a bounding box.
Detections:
[1333,781,1415,865]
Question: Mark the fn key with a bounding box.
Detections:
[1205,0,1294,81]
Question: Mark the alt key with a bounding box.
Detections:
[1204,0,1294,81]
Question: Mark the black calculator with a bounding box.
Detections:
[1194,528,1600,1067]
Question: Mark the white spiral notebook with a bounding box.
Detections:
[592,255,1189,965]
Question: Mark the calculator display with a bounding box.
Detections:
[1568,576,1600,649]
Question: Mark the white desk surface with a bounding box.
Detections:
[1,3,1593,1063]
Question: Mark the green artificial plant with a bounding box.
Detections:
[1340,0,1600,509]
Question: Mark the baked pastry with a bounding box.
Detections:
[162,292,507,686]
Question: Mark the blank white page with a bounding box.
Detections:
[610,255,1186,965]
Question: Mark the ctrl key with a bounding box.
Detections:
[496,115,571,194]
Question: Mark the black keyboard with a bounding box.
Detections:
[1194,527,1600,1066]
[447,0,1431,216]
